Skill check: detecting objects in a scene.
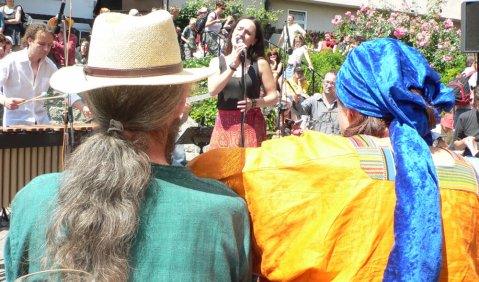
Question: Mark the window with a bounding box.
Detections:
[288,10,307,29]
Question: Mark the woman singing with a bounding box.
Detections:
[208,17,277,149]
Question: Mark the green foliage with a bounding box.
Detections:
[189,98,217,126]
[176,0,282,30]
[305,50,345,94]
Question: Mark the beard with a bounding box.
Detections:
[165,117,181,164]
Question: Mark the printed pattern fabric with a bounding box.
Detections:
[209,108,266,149]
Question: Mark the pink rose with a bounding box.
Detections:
[444,18,453,29]
[393,27,408,39]
[345,11,352,17]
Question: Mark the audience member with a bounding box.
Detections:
[181,18,196,60]
[317,32,339,52]
[75,38,89,65]
[49,16,77,67]
[453,89,479,157]
[293,70,340,134]
[128,9,140,16]
[284,67,308,120]
[4,35,13,55]
[0,23,88,126]
[0,34,8,59]
[0,11,4,34]
[4,10,251,281]
[207,17,277,149]
[453,56,477,126]
[285,34,313,79]
[204,1,226,56]
[190,38,479,281]
[266,48,283,90]
[99,7,110,14]
[277,14,306,51]
[0,0,22,47]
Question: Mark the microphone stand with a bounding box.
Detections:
[60,17,75,158]
[308,66,323,93]
[239,52,246,147]
[277,31,291,137]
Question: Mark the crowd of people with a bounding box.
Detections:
[1,4,479,282]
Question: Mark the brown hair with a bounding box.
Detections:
[266,48,281,64]
[341,88,436,137]
[20,23,54,48]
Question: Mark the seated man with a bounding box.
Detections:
[292,70,340,134]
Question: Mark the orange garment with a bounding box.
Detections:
[189,131,479,281]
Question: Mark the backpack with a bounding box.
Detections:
[17,5,32,36]
[448,70,476,106]
[195,11,214,35]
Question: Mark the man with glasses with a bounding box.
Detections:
[292,70,340,134]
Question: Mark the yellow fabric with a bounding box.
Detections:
[189,131,479,281]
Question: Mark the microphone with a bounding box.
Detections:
[236,36,247,62]
[53,1,66,34]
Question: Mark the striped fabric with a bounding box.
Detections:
[348,135,478,195]
[347,135,396,181]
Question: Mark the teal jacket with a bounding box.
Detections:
[4,164,251,281]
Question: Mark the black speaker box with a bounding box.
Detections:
[462,0,479,53]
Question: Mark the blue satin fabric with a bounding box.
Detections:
[336,38,454,281]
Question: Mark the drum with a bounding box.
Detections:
[0,124,94,207]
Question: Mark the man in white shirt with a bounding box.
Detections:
[0,23,88,126]
[277,15,306,51]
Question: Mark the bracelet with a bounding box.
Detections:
[228,63,237,71]
[251,98,257,108]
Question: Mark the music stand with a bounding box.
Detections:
[176,126,213,154]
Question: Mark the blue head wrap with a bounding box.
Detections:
[336,38,454,281]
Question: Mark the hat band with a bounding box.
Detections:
[83,63,183,78]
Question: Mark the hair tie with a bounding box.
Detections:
[107,119,124,134]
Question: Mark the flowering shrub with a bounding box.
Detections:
[331,0,466,80]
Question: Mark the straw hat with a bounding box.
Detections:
[50,10,213,94]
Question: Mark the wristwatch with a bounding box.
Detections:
[229,63,237,71]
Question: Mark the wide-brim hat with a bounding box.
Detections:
[50,10,213,94]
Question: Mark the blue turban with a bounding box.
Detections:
[336,38,454,281]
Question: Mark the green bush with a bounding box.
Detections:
[305,50,346,94]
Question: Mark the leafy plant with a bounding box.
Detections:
[304,50,345,94]
[331,1,466,78]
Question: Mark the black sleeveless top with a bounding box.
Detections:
[217,55,261,110]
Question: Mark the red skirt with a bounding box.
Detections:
[209,108,266,149]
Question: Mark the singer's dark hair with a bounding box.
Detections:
[21,23,54,48]
[225,16,265,61]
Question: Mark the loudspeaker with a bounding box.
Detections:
[461,0,479,53]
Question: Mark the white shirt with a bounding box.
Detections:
[462,66,477,90]
[281,23,306,47]
[205,12,221,34]
[0,48,81,126]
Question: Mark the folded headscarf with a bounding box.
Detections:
[336,38,454,281]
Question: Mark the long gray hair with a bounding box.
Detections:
[44,84,187,281]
